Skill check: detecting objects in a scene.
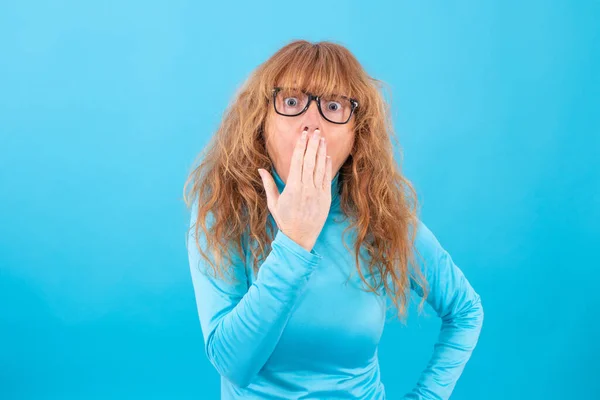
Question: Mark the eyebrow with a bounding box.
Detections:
[280,86,348,99]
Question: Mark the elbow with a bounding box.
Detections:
[220,367,255,389]
[205,334,256,388]
[443,294,484,331]
[466,295,484,334]
[216,365,255,389]
[473,294,484,328]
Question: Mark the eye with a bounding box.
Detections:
[284,97,299,107]
[326,101,342,112]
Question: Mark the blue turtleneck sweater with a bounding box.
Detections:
[187,167,484,399]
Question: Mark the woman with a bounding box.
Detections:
[183,40,484,399]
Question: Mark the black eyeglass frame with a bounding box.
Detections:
[271,87,359,125]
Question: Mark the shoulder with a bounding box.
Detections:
[412,218,445,265]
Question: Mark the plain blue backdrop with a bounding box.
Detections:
[1,1,598,399]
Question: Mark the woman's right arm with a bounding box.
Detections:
[187,198,323,388]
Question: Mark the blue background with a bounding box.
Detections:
[1,1,598,399]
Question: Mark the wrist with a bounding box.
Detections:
[282,230,315,252]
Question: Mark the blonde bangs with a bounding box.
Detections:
[264,42,358,101]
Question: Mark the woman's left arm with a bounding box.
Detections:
[403,220,484,400]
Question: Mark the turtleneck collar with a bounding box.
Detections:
[271,166,341,209]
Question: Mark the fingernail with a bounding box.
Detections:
[301,131,307,139]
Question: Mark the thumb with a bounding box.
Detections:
[258,169,279,212]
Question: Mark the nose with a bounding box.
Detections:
[302,100,324,134]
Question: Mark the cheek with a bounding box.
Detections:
[328,134,354,158]
[266,133,297,166]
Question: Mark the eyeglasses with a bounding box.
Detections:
[271,87,359,125]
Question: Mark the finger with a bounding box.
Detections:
[302,128,321,188]
[313,136,327,189]
[258,169,279,212]
[288,128,308,186]
[323,156,332,191]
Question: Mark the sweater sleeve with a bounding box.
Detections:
[403,220,484,400]
[186,199,322,388]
